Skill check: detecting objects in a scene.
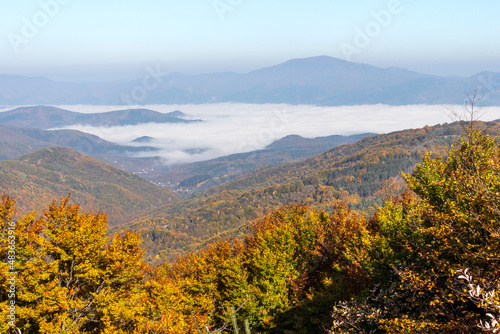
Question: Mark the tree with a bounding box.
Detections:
[330,122,500,333]
[0,195,146,333]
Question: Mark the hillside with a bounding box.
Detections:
[122,121,500,259]
[0,147,179,225]
[2,57,500,105]
[0,124,159,159]
[265,133,372,152]
[0,106,197,129]
[0,123,372,195]
[150,133,373,195]
[0,124,166,174]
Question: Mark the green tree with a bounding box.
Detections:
[330,126,500,333]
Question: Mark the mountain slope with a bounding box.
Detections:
[122,121,500,259]
[0,147,179,226]
[150,133,373,195]
[0,124,164,173]
[2,57,500,105]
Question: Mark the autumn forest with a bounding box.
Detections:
[1,116,500,334]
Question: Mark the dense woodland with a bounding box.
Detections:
[0,147,179,226]
[1,122,500,333]
[128,122,500,261]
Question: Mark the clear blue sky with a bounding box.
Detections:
[1,0,499,81]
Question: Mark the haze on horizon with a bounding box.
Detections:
[1,0,500,82]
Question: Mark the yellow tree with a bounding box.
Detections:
[244,204,373,333]
[0,196,147,333]
[166,238,252,332]
[133,264,213,334]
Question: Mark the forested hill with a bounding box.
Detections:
[0,147,179,225]
[150,133,373,195]
[124,121,500,259]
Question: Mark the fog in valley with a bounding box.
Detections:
[27,103,500,165]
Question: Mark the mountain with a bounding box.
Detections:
[149,133,373,195]
[265,133,372,151]
[132,136,155,143]
[2,57,500,105]
[156,57,500,105]
[0,147,179,226]
[120,121,500,259]
[0,124,165,174]
[0,106,198,129]
[0,120,373,196]
[166,110,187,117]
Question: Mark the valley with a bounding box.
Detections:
[2,100,498,262]
[123,121,500,260]
[0,105,376,229]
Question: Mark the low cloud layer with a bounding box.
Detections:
[48,103,500,165]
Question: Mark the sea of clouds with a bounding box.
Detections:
[32,103,500,165]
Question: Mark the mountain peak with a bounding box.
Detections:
[267,55,374,71]
[132,136,154,143]
[282,55,351,66]
[1,57,499,105]
[18,146,90,166]
[10,105,73,113]
[266,135,308,149]
[166,110,186,117]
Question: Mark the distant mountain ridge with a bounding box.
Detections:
[2,56,500,105]
[0,106,197,129]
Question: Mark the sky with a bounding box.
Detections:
[1,0,500,81]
